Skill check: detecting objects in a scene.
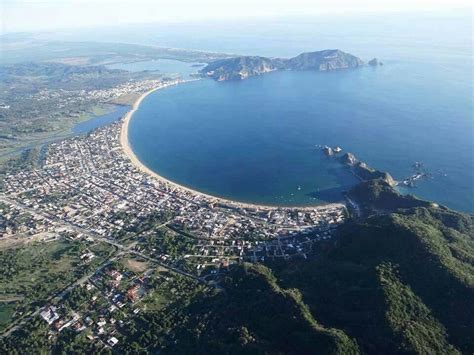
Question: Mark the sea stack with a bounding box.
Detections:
[340,152,358,166]
[323,146,334,156]
[368,58,383,66]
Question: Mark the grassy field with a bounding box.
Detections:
[77,104,112,121]
[120,257,150,273]
[0,303,16,331]
[0,239,115,320]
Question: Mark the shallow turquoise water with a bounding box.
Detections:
[128,62,473,211]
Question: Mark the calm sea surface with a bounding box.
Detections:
[128,60,473,211]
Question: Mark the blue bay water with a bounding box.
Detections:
[128,61,473,211]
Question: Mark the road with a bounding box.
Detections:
[0,194,207,338]
[0,254,117,338]
[0,195,200,281]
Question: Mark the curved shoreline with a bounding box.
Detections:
[119,81,344,211]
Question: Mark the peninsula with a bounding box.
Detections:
[200,49,365,81]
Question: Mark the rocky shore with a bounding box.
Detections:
[320,146,396,186]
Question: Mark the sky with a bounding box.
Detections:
[1,0,472,34]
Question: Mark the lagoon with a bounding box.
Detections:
[73,105,130,135]
[106,59,204,79]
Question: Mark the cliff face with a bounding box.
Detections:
[201,49,365,81]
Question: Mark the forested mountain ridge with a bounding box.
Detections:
[270,180,473,354]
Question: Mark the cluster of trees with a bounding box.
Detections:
[111,211,174,241]
[141,228,194,258]
[347,179,433,216]
[0,317,106,354]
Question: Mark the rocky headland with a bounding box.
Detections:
[200,49,366,81]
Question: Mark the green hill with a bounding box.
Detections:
[174,264,360,354]
[347,179,433,216]
[270,181,473,354]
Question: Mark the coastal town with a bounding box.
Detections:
[0,79,346,343]
[29,78,167,109]
[1,118,346,267]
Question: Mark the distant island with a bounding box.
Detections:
[200,49,372,81]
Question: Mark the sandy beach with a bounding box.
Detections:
[120,81,344,211]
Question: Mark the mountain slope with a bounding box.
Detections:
[119,263,360,354]
[347,179,434,216]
